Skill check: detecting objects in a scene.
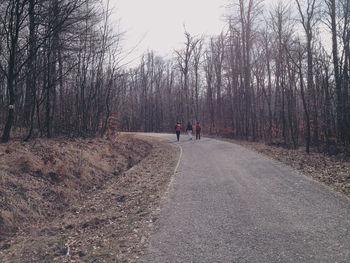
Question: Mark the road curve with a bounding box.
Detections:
[138,133,350,263]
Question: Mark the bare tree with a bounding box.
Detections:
[0,0,28,142]
[0,0,124,141]
[295,0,319,153]
[192,37,203,120]
[175,30,196,121]
[210,33,226,126]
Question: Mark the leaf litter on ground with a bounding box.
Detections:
[0,134,179,263]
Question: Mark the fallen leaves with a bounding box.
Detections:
[0,135,179,263]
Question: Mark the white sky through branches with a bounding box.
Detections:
[110,0,329,67]
[111,0,227,65]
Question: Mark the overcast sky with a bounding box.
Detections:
[111,0,228,65]
[109,0,329,67]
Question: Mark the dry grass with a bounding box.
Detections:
[0,135,150,249]
[0,135,179,262]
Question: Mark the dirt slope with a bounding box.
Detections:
[0,134,179,262]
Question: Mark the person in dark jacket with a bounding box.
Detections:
[195,121,201,140]
[175,122,181,141]
[186,121,193,140]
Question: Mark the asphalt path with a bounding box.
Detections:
[138,133,350,263]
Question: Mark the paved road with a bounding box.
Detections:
[139,134,350,263]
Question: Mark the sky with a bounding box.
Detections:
[109,0,331,67]
[110,0,228,66]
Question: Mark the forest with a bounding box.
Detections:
[0,0,349,155]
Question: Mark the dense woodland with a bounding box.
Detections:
[0,0,121,141]
[0,0,349,155]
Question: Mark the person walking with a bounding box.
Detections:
[186,121,193,140]
[175,122,181,141]
[195,121,201,140]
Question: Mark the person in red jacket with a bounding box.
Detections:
[175,122,181,141]
[195,121,201,140]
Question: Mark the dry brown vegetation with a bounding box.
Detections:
[0,134,179,262]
